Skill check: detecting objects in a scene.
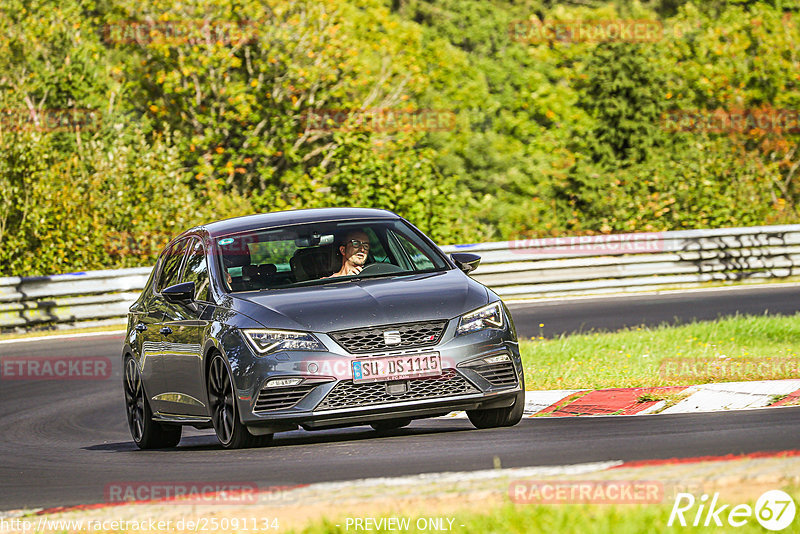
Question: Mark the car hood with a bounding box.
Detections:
[230,269,488,332]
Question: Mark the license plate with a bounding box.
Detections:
[352,353,442,384]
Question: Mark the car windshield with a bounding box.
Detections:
[215,219,449,292]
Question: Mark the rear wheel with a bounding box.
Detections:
[124,356,182,449]
[207,353,272,449]
[370,418,412,432]
[467,390,525,429]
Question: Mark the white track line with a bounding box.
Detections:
[505,282,800,306]
[0,330,126,345]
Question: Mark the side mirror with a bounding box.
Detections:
[451,252,481,274]
[162,281,195,303]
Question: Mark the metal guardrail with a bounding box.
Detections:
[0,268,151,328]
[443,224,800,299]
[2,225,800,329]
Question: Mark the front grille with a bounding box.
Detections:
[464,360,518,388]
[315,369,479,411]
[329,321,447,354]
[253,384,318,412]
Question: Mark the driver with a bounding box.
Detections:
[330,230,370,277]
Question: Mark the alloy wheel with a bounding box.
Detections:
[208,355,235,444]
[124,357,146,442]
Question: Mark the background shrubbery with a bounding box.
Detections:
[1,0,799,276]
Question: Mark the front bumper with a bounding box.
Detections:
[252,388,521,432]
[229,321,523,432]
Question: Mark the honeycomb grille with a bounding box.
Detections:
[315,369,479,411]
[464,360,518,388]
[329,321,447,354]
[253,383,318,413]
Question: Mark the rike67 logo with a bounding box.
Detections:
[669,490,796,531]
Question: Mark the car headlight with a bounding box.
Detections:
[456,302,505,336]
[242,329,326,355]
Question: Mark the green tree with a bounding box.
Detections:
[577,41,669,166]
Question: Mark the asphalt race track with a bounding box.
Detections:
[2,285,800,510]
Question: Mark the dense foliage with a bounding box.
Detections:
[1,0,799,275]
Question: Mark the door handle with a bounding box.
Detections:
[135,323,147,332]
[160,327,172,336]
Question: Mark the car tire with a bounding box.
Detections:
[370,418,412,432]
[207,352,273,449]
[124,355,182,449]
[467,390,525,429]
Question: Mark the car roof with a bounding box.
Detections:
[190,208,401,238]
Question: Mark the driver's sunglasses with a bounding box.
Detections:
[347,239,370,250]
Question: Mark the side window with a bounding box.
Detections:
[157,239,189,292]
[181,239,211,302]
[363,227,389,263]
[392,231,435,270]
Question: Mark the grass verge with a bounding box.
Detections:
[519,313,800,390]
[294,486,800,533]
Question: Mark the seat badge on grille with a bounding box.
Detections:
[383,330,402,345]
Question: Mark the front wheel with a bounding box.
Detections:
[207,353,272,449]
[467,390,525,429]
[124,355,182,449]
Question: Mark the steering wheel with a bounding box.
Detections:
[358,262,404,276]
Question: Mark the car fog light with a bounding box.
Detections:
[266,377,304,388]
[484,354,511,364]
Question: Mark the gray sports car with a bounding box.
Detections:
[122,208,524,449]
